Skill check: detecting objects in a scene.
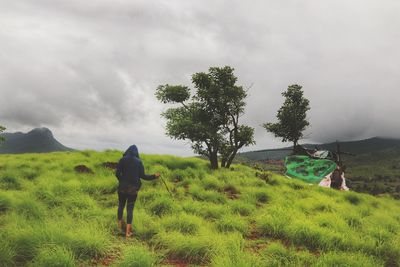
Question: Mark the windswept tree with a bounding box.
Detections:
[263,84,310,150]
[0,125,5,144]
[156,66,255,169]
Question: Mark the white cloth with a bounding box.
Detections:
[318,171,349,191]
[318,173,332,187]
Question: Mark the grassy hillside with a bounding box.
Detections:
[343,148,400,199]
[238,139,400,199]
[0,151,400,266]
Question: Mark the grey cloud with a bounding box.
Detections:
[1,0,399,154]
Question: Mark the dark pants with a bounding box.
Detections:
[117,192,138,224]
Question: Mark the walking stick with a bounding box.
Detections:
[159,176,174,198]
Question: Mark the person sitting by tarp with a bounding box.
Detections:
[318,166,349,191]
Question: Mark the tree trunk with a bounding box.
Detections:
[225,149,238,168]
[221,157,227,168]
[209,152,219,170]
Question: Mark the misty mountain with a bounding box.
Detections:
[0,128,73,154]
[239,137,400,161]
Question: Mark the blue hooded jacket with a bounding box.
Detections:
[115,145,156,192]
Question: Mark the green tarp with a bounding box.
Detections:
[284,155,337,183]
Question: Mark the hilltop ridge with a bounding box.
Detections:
[0,127,73,154]
[239,137,400,161]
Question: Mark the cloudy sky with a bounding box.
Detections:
[1,0,399,155]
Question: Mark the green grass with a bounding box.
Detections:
[30,246,76,267]
[0,151,399,266]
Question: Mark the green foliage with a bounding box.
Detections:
[211,235,261,267]
[155,84,190,104]
[0,192,12,212]
[0,240,15,267]
[0,173,21,190]
[153,232,216,265]
[215,215,248,235]
[30,246,76,267]
[0,151,399,266]
[263,84,310,148]
[149,196,176,216]
[156,66,255,169]
[260,242,315,266]
[314,251,384,267]
[15,198,45,220]
[0,125,5,144]
[117,244,158,267]
[231,201,255,216]
[162,213,202,234]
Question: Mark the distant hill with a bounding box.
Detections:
[0,127,73,154]
[239,137,400,161]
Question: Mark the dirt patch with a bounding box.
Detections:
[162,258,190,267]
[246,228,262,240]
[101,162,118,170]
[220,185,240,199]
[183,184,190,192]
[74,165,94,174]
[90,249,121,266]
[246,242,269,254]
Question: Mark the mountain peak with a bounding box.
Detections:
[0,128,72,154]
[27,127,53,137]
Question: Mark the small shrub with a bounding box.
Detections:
[313,202,335,213]
[118,245,157,267]
[63,194,97,211]
[257,211,290,239]
[216,216,248,235]
[0,241,15,267]
[190,186,227,204]
[287,220,340,251]
[344,193,362,205]
[138,189,160,204]
[254,190,269,203]
[198,204,226,220]
[202,176,221,191]
[21,169,38,180]
[221,184,240,195]
[289,182,305,190]
[344,213,363,229]
[149,197,176,216]
[315,251,383,267]
[0,175,21,190]
[231,202,255,216]
[34,189,62,207]
[15,199,45,220]
[314,213,349,233]
[153,232,215,265]
[211,234,261,267]
[261,242,315,266]
[133,210,161,240]
[163,214,201,234]
[67,227,110,260]
[12,230,41,264]
[0,192,12,212]
[31,246,76,267]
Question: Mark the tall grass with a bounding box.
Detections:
[0,151,399,266]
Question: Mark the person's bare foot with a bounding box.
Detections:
[126,224,133,237]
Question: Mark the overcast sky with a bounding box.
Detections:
[1,0,399,155]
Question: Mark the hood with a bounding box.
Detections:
[123,145,139,158]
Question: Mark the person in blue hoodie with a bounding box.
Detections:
[115,145,159,237]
